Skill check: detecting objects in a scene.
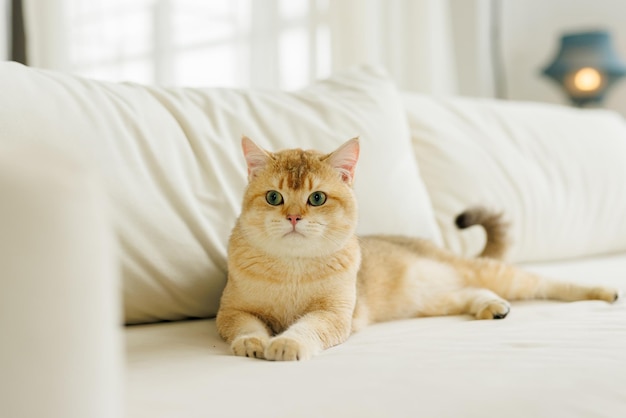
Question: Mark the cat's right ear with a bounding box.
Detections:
[241,136,271,181]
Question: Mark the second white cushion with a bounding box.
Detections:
[404,93,626,262]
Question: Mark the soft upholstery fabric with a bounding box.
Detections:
[0,145,122,418]
[125,254,626,418]
[0,63,440,324]
[403,93,626,262]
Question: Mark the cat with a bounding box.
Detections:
[216,137,620,361]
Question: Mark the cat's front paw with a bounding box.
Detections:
[231,335,268,359]
[265,337,312,361]
[476,299,511,320]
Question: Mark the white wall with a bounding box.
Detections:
[501,0,626,115]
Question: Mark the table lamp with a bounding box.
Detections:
[542,30,626,107]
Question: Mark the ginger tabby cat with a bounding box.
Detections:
[216,137,619,361]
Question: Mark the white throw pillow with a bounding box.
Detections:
[403,92,626,262]
[0,63,440,324]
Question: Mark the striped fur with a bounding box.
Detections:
[216,138,619,361]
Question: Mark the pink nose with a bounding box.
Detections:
[287,214,302,226]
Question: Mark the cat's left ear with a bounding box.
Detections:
[326,137,360,184]
[241,136,271,180]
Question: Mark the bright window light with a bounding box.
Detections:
[64,0,331,89]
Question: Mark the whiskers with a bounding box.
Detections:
[265,219,292,236]
[242,214,355,257]
[321,234,346,248]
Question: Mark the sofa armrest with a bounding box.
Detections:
[0,146,122,418]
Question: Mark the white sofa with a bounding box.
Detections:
[1,62,625,418]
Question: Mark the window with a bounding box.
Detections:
[66,0,331,89]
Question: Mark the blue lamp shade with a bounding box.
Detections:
[542,30,626,106]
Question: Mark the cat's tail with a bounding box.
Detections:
[455,206,510,260]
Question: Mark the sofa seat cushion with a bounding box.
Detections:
[404,93,626,262]
[0,63,439,324]
[125,254,626,418]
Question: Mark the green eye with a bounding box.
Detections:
[265,190,283,206]
[308,191,327,206]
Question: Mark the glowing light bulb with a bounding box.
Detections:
[573,67,602,92]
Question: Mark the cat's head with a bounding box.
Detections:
[237,136,359,258]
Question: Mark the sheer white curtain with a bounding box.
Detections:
[1,0,8,60]
[329,0,458,95]
[23,0,69,70]
[23,0,490,95]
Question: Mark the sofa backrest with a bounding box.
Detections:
[0,63,439,324]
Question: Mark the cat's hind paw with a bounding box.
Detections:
[476,299,511,320]
[231,335,268,359]
[589,287,621,303]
